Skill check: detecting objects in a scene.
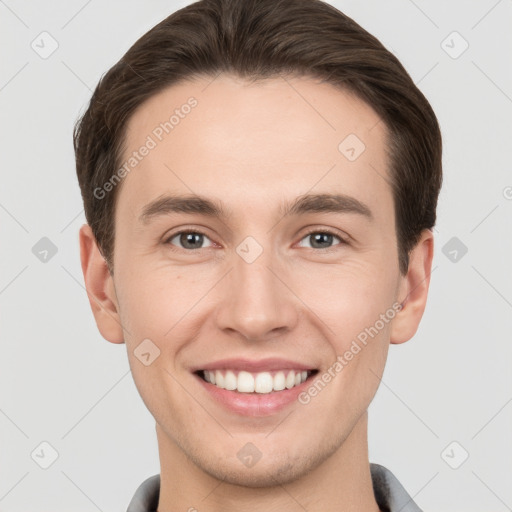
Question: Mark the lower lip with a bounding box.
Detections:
[194,373,313,417]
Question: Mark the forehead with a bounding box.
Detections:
[118,74,392,225]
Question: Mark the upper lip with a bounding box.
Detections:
[191,358,317,373]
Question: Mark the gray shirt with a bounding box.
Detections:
[126,463,422,512]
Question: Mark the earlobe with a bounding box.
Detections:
[79,224,125,344]
[390,229,434,345]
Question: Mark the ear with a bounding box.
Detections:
[390,229,434,345]
[79,224,124,344]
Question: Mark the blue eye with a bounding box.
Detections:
[164,229,348,252]
[298,230,347,250]
[166,230,213,250]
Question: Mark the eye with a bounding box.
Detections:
[297,229,348,251]
[165,230,213,250]
[164,228,348,252]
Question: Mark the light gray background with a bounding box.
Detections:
[1,1,511,511]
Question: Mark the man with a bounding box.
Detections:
[74,0,442,510]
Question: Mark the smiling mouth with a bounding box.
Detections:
[195,369,319,394]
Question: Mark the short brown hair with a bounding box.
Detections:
[73,0,442,275]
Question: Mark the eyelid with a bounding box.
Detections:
[164,228,215,249]
[164,226,350,252]
[296,227,350,250]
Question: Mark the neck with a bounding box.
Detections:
[155,412,380,512]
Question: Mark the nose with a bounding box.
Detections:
[214,242,299,342]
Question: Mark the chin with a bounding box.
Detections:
[191,446,328,489]
[206,461,306,488]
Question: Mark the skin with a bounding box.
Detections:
[80,74,433,512]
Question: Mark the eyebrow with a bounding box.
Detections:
[139,192,373,224]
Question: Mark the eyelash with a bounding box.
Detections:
[301,228,349,252]
[164,228,349,253]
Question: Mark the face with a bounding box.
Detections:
[82,73,432,487]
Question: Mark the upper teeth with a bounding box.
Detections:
[203,369,309,394]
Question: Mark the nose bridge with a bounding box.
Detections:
[215,233,297,340]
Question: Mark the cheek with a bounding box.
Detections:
[115,265,193,341]
[295,259,396,395]
[292,257,398,333]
